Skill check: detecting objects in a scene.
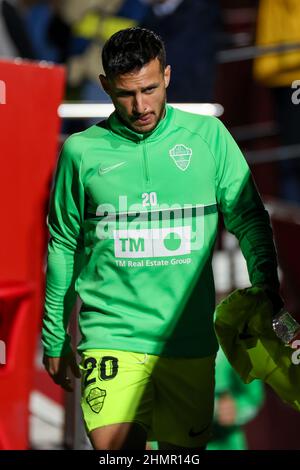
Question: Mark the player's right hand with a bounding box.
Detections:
[43,350,81,392]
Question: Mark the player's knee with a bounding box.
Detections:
[91,434,122,450]
[89,423,146,450]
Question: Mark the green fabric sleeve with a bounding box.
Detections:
[42,137,85,357]
[213,119,280,292]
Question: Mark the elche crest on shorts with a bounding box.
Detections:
[169,144,192,171]
[87,387,107,413]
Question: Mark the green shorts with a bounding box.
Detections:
[80,349,215,448]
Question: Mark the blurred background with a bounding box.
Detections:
[0,0,300,450]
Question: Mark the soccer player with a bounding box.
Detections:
[42,27,282,450]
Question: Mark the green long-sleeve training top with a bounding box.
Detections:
[42,105,279,358]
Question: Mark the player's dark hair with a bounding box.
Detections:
[102,27,166,79]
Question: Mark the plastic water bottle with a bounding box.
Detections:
[272,309,300,345]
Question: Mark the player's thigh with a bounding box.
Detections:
[153,354,216,448]
[157,441,206,451]
[80,349,153,448]
[90,422,147,450]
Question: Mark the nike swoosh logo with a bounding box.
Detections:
[99,161,126,175]
[188,423,210,438]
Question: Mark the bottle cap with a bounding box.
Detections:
[272,309,300,345]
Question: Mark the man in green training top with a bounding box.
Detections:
[42,27,282,450]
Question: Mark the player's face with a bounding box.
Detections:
[100,58,171,133]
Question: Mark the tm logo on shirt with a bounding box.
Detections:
[113,226,191,258]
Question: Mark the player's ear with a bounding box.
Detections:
[99,74,111,95]
[164,65,171,89]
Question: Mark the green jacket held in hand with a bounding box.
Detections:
[215,287,300,413]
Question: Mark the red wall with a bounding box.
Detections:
[0,59,65,320]
[0,60,65,448]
